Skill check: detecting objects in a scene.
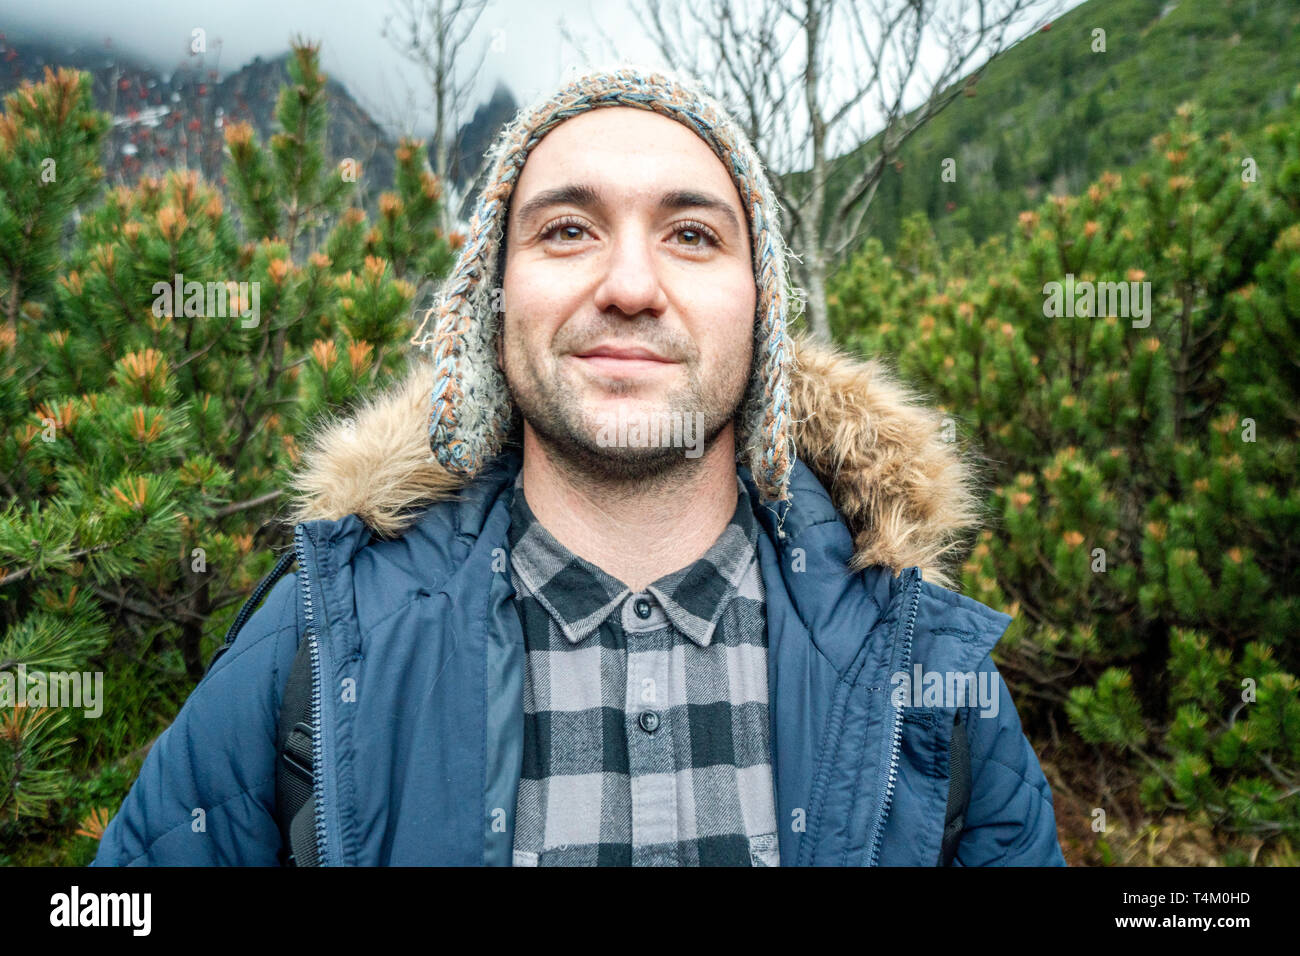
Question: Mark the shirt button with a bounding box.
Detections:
[634,597,652,619]
[639,710,660,733]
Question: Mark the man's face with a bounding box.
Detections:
[499,106,756,481]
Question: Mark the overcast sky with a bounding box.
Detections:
[0,0,1084,164]
[0,0,659,135]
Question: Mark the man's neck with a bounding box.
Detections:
[519,426,740,592]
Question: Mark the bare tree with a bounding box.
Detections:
[633,0,1061,341]
[381,0,493,232]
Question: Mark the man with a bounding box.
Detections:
[93,64,1065,866]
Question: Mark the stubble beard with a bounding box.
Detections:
[502,326,754,492]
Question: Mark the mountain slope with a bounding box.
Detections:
[825,0,1300,255]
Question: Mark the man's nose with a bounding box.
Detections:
[592,227,669,319]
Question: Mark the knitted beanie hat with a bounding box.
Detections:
[409,62,798,503]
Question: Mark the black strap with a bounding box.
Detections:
[276,631,318,866]
[199,548,320,865]
[938,708,972,866]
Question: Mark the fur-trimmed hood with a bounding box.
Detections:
[281,334,985,589]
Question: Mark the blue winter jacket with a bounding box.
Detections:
[92,448,1064,867]
[93,341,1066,867]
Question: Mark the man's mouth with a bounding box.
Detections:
[570,344,679,377]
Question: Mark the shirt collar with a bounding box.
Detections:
[507,469,760,647]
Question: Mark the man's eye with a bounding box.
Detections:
[541,220,589,242]
[674,222,719,248]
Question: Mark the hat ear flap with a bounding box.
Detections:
[420,174,519,479]
[750,313,795,506]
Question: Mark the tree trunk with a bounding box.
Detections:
[801,252,830,342]
[800,0,829,342]
[181,570,211,681]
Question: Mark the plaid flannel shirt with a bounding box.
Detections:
[507,469,779,866]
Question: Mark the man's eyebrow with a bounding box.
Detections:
[514,184,603,233]
[513,184,744,238]
[658,189,744,238]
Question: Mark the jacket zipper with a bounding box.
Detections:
[293,523,328,866]
[864,567,922,866]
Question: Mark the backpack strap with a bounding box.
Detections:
[276,633,319,866]
[200,548,320,865]
[938,707,972,866]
